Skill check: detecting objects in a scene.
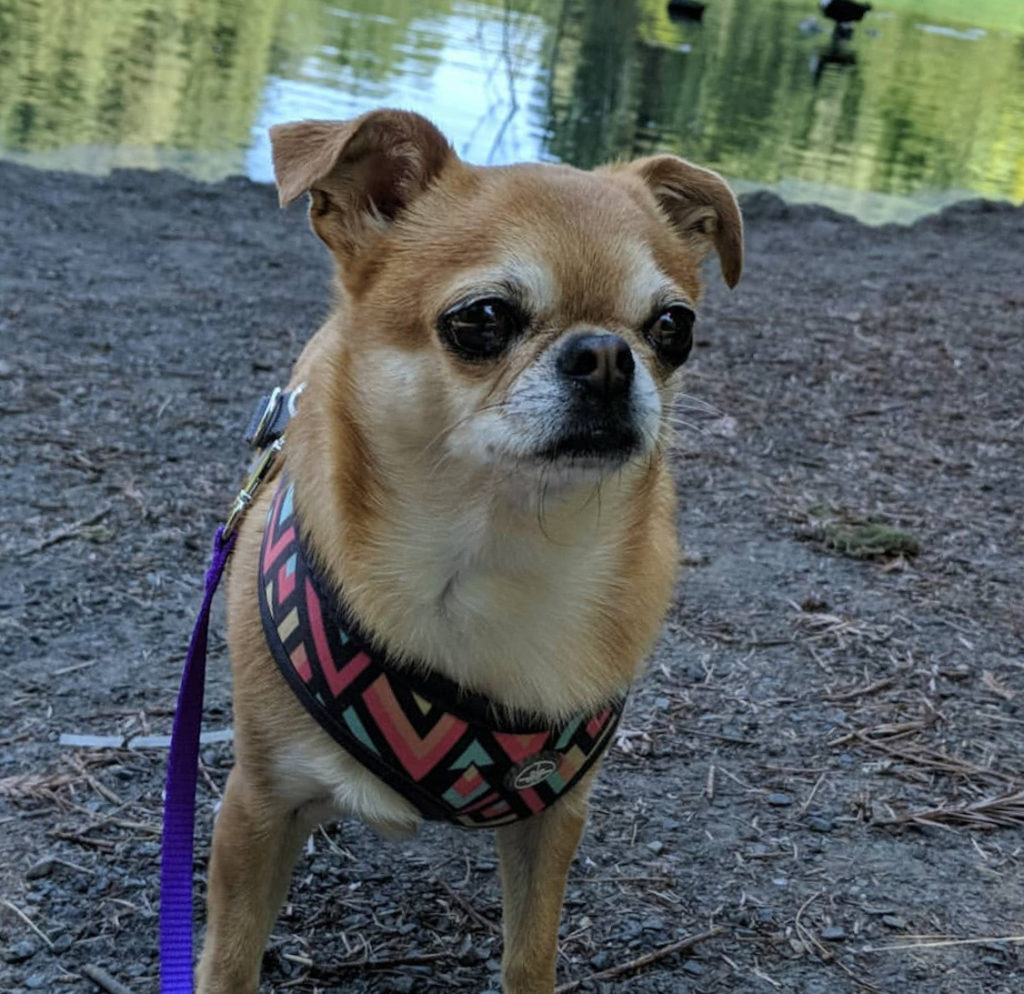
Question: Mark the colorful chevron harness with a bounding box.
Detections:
[258,477,624,828]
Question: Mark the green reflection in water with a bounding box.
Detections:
[0,0,1021,222]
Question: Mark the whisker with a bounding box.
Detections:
[671,392,723,417]
[536,464,555,541]
[662,416,710,436]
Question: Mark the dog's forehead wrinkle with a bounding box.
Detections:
[549,239,674,326]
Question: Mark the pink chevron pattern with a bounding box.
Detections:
[262,521,295,575]
[276,557,296,602]
[493,730,551,763]
[364,676,468,781]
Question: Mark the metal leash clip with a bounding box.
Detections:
[224,437,284,538]
[224,384,301,538]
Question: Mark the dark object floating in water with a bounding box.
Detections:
[667,0,706,21]
[820,0,872,23]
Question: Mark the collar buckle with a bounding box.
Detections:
[245,387,284,449]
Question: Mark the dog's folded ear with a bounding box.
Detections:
[612,156,743,288]
[269,110,455,258]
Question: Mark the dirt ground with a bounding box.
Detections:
[1,160,1022,994]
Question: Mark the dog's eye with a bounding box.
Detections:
[440,298,521,360]
[647,304,695,368]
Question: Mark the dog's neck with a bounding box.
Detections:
[286,356,673,718]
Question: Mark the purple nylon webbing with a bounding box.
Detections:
[160,526,236,994]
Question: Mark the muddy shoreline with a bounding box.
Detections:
[1,160,1022,994]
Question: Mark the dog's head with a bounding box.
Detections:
[270,110,741,491]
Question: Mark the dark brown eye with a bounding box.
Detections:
[647,304,695,367]
[440,298,522,360]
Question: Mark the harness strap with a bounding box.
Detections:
[159,526,236,994]
[259,477,626,828]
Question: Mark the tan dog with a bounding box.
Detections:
[197,109,741,994]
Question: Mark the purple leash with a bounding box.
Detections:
[158,391,289,991]
[160,525,236,994]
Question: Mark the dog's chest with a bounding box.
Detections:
[357,498,622,709]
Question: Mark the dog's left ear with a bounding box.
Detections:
[269,110,455,259]
[612,155,743,288]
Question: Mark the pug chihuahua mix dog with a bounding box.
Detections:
[196,110,741,994]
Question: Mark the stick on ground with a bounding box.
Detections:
[553,926,722,993]
[81,964,136,994]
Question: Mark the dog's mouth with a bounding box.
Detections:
[533,420,642,464]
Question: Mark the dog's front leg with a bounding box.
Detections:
[196,765,313,994]
[495,789,590,994]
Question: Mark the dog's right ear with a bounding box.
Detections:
[269,110,455,259]
[605,155,743,289]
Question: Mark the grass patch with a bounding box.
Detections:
[823,522,921,560]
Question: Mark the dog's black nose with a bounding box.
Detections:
[558,334,635,400]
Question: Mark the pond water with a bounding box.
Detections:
[1,0,1022,222]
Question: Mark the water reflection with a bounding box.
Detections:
[0,0,1021,223]
[248,0,548,174]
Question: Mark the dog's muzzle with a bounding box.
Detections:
[538,333,643,460]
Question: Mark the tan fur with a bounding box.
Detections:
[197,110,742,994]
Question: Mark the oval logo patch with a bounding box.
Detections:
[510,756,559,790]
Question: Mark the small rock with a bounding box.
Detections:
[807,815,834,833]
[682,959,706,976]
[26,860,54,880]
[646,840,665,854]
[882,915,907,929]
[800,596,829,612]
[821,925,846,941]
[25,976,47,990]
[52,935,73,954]
[3,940,37,964]
[766,792,793,806]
